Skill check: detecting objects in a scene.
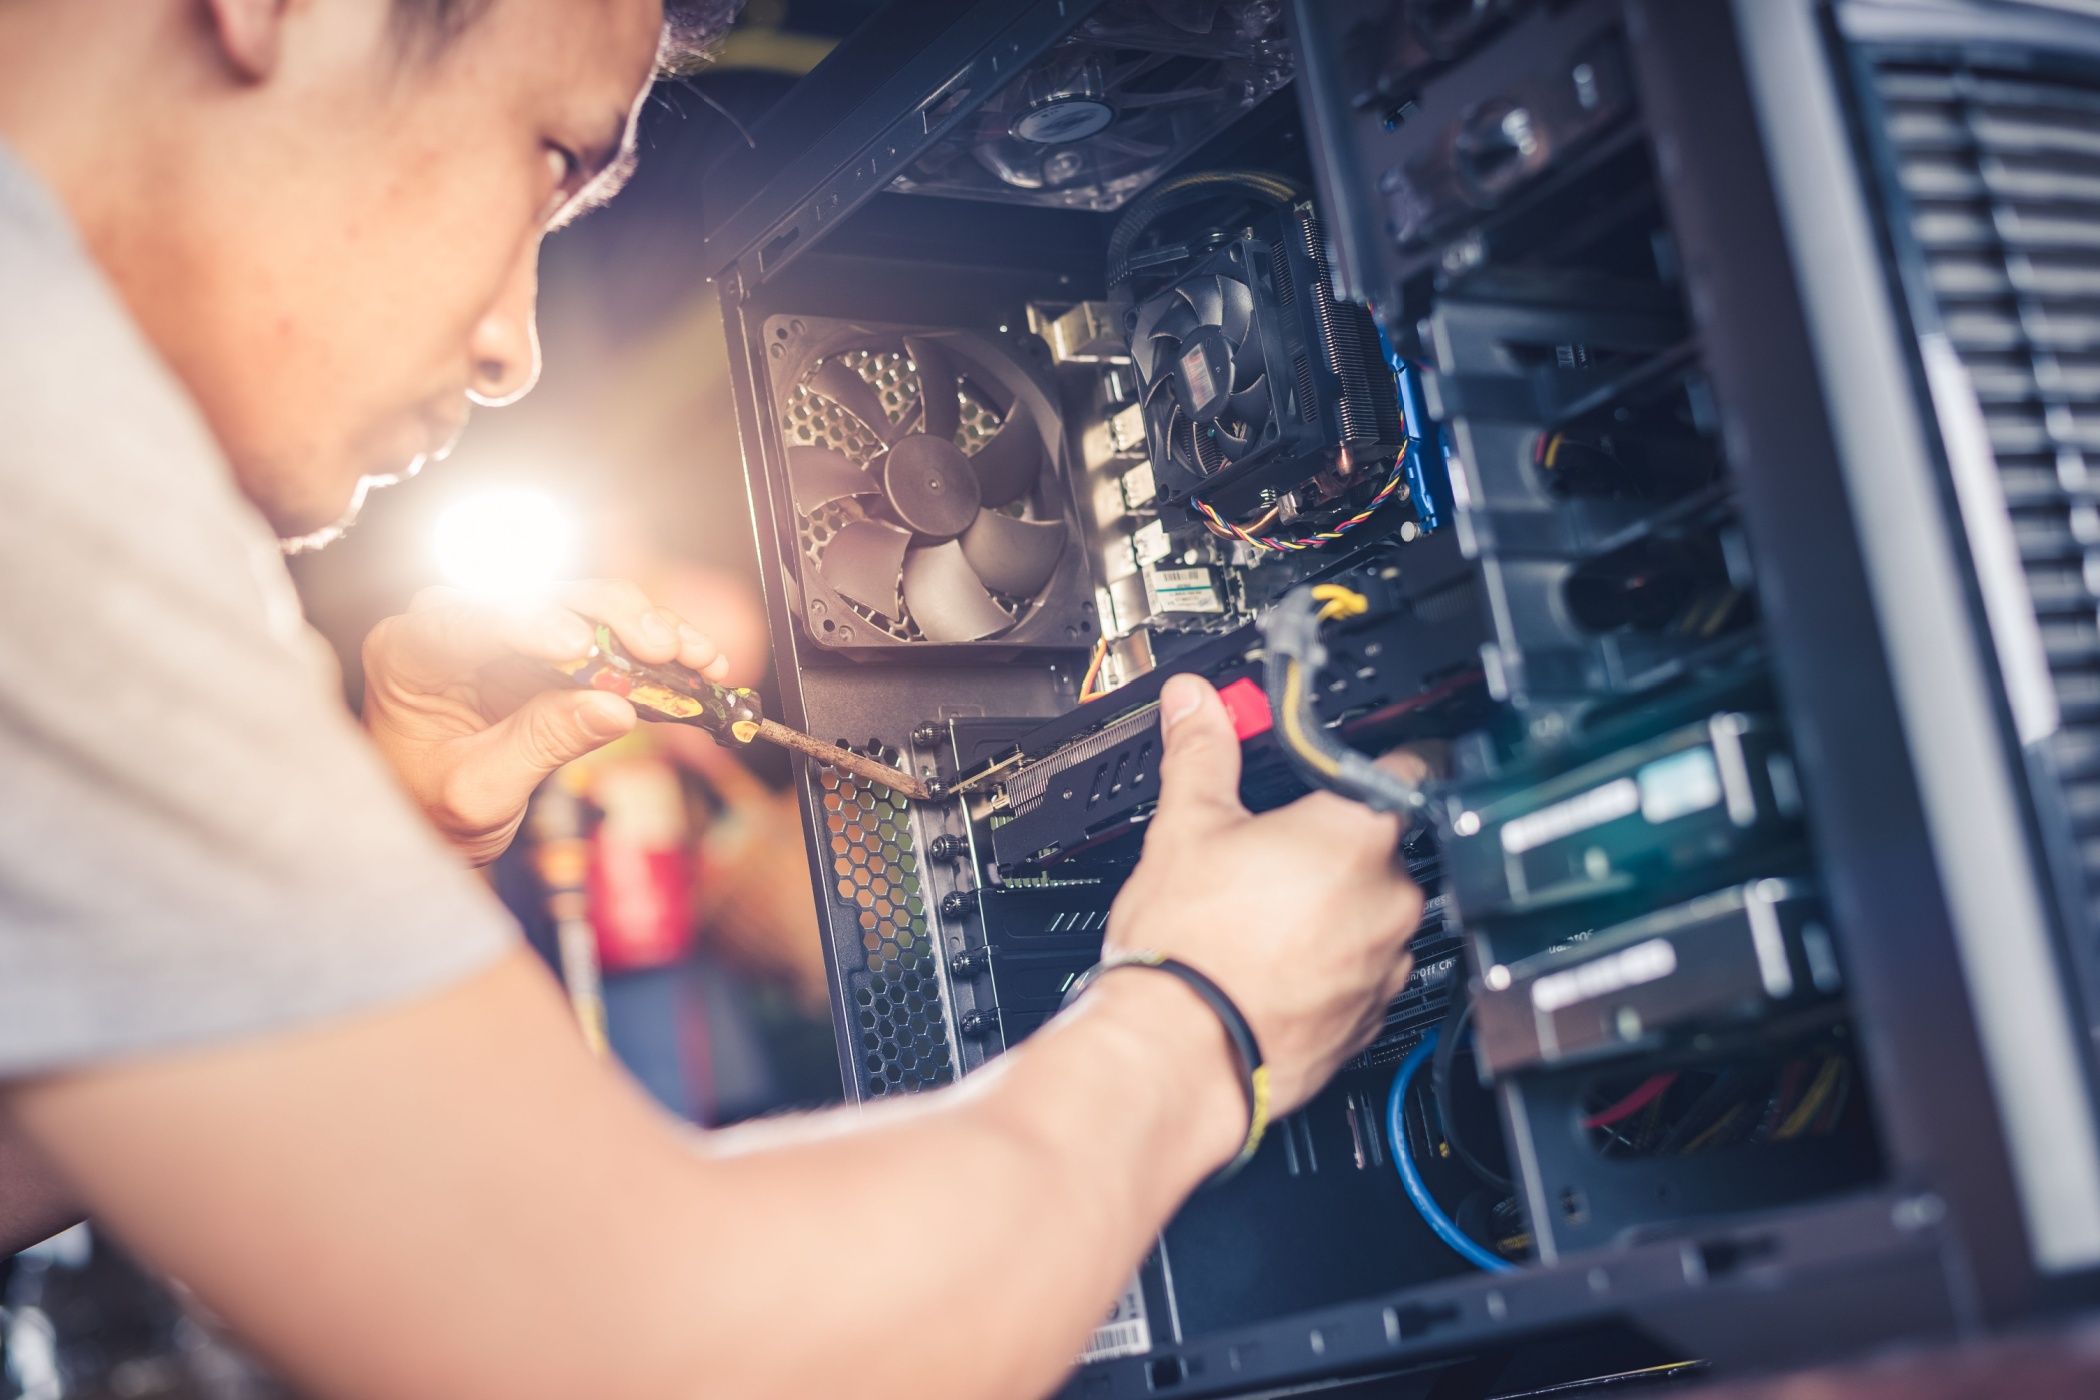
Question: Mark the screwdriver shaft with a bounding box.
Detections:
[751,718,932,802]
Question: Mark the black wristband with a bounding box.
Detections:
[1061,953,1270,1184]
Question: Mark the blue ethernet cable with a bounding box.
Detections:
[1387,1028,1515,1273]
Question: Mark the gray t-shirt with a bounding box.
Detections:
[0,142,513,1074]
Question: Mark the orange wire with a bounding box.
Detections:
[1078,637,1108,702]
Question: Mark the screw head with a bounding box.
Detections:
[939,891,972,919]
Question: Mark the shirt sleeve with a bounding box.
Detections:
[0,163,515,1076]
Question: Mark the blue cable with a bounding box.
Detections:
[1388,1027,1515,1273]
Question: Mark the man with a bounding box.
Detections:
[0,2,1426,1396]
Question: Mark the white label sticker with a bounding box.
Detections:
[1637,747,1724,826]
[1531,937,1679,1014]
[1080,1278,1153,1363]
[1500,777,1640,854]
[1143,565,1223,615]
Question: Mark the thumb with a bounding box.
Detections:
[464,689,635,814]
[1148,673,1246,842]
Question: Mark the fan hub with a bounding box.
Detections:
[882,435,984,540]
[1169,325,1235,423]
[1012,97,1117,145]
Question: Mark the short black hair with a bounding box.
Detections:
[390,0,742,69]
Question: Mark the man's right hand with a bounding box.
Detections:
[1102,672,1427,1138]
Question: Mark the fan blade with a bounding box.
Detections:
[902,541,1012,642]
[1114,88,1219,111]
[1104,51,1175,89]
[1131,296,1176,379]
[1185,277,1224,330]
[1088,133,1173,161]
[807,359,900,444]
[820,518,913,618]
[1215,418,1258,459]
[1151,0,1220,35]
[1145,334,1184,384]
[960,510,1068,598]
[1228,371,1270,425]
[787,446,879,514]
[1219,275,1254,346]
[1155,302,1201,344]
[904,336,961,444]
[968,397,1044,509]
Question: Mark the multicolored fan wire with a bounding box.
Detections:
[1192,442,1413,553]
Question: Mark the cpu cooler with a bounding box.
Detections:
[765,320,1092,650]
[1125,205,1405,520]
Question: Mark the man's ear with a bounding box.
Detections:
[201,0,295,83]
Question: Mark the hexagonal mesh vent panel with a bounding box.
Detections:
[817,754,953,1097]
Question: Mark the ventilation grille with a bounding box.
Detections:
[1877,53,2100,922]
[816,755,953,1097]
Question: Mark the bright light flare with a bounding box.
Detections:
[434,488,575,595]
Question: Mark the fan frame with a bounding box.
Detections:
[884,0,1294,212]
[763,316,1097,653]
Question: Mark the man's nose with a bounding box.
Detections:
[468,239,543,407]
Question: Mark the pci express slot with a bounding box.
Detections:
[1471,879,1843,1077]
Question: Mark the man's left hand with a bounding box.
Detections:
[361,580,726,865]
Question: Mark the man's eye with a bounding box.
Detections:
[545,144,581,187]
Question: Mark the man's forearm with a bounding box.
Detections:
[0,1114,81,1257]
[10,952,1248,1400]
[697,971,1243,1397]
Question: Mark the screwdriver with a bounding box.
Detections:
[555,625,933,802]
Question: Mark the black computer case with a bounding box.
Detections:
[700,1,2100,1393]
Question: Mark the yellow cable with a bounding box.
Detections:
[1775,1059,1845,1141]
[1310,583,1369,621]
[1683,1102,1747,1153]
[1280,660,1342,777]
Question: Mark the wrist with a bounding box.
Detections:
[1078,968,1249,1184]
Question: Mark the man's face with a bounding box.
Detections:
[118,0,664,546]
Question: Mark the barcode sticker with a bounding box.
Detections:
[1079,1279,1153,1363]
[1143,565,1224,615]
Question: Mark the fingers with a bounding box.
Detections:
[443,689,637,829]
[548,580,696,669]
[383,581,724,686]
[376,590,595,688]
[1147,674,1249,844]
[1272,746,1435,859]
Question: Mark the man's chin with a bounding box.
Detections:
[276,475,382,556]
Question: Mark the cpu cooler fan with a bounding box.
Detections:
[766,320,1091,650]
[885,0,1292,212]
[1125,205,1404,520]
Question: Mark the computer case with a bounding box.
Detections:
[700,1,2100,1393]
